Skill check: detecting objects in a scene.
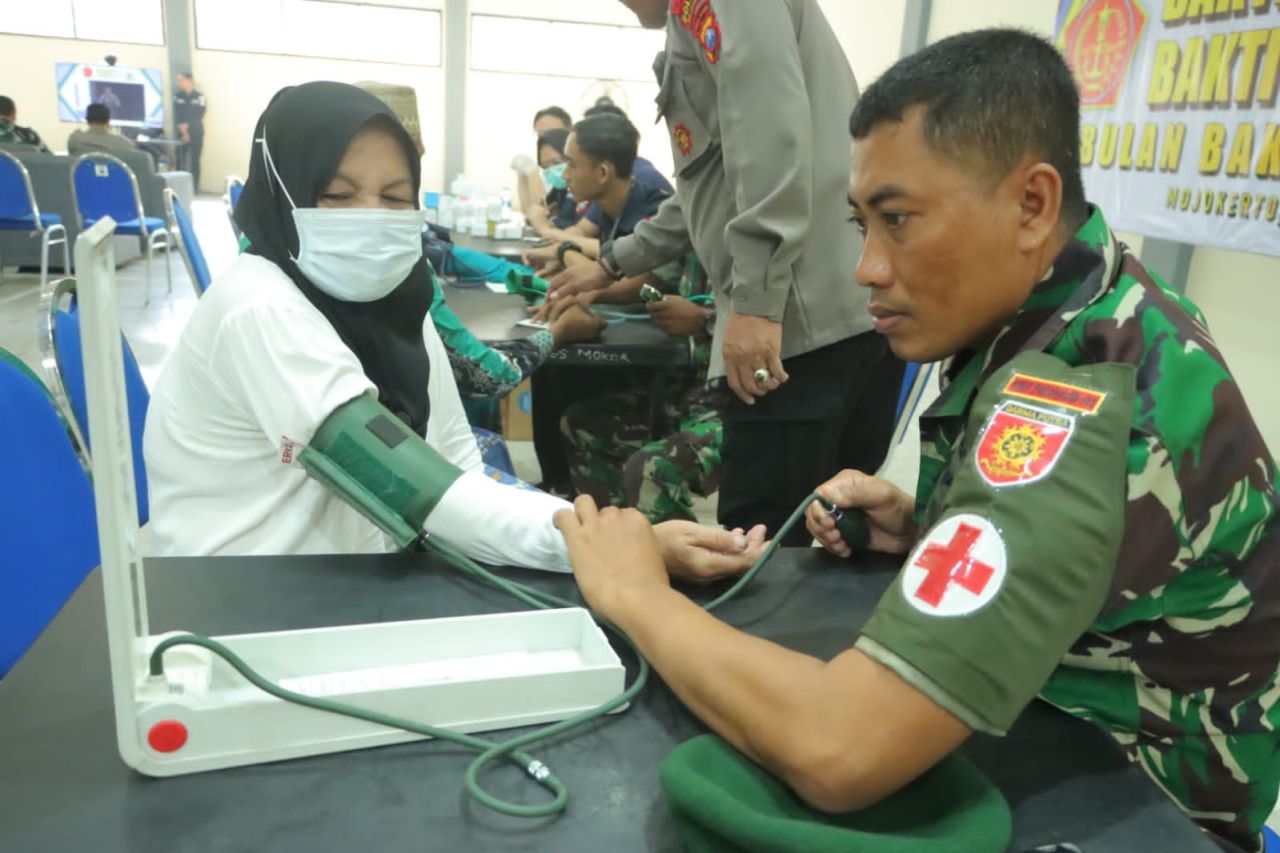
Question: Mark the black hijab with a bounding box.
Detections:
[536,128,569,160]
[234,81,433,436]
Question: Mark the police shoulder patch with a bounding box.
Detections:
[901,513,1007,617]
[671,0,720,63]
[673,123,693,156]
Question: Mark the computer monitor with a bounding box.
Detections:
[56,62,164,130]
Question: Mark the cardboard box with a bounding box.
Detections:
[501,378,534,441]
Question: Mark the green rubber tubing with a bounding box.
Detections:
[148,492,823,817]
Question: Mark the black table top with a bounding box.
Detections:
[0,548,1214,853]
[444,282,690,369]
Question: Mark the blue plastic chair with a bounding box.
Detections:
[69,152,173,304]
[163,187,211,296]
[895,362,921,423]
[0,150,70,289]
[0,349,100,678]
[223,175,243,241]
[890,361,932,448]
[41,278,151,525]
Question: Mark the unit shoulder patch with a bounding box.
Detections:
[901,513,1007,617]
[975,401,1075,488]
[1003,372,1105,414]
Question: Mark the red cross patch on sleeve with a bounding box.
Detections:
[901,514,1007,617]
[975,401,1074,488]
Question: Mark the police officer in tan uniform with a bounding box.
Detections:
[549,0,903,544]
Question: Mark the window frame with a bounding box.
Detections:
[0,0,166,46]
[192,0,444,68]
[467,12,664,83]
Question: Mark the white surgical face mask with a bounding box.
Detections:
[258,131,425,303]
[291,207,424,302]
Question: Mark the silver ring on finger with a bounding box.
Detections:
[753,367,771,384]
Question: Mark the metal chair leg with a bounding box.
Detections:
[144,235,154,306]
[58,229,70,278]
[163,230,174,294]
[40,230,51,291]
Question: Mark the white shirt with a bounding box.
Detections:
[143,254,571,570]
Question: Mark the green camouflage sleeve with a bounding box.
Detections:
[857,351,1136,734]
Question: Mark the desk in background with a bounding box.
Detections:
[448,232,530,263]
[0,548,1216,853]
[444,282,690,370]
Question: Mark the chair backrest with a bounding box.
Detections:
[223,174,243,241]
[227,176,243,209]
[164,187,211,295]
[44,279,151,524]
[70,153,145,229]
[0,349,100,678]
[895,362,921,424]
[0,150,40,222]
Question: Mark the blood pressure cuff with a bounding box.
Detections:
[299,394,463,549]
[660,734,1011,853]
[857,351,1135,734]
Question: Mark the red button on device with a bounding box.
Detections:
[147,720,188,753]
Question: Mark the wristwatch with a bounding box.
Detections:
[556,240,583,266]
[598,242,625,280]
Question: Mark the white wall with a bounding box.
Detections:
[1186,250,1280,452]
[458,0,669,195]
[190,49,445,196]
[817,0,908,88]
[0,34,170,152]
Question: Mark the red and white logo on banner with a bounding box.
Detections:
[901,514,1007,617]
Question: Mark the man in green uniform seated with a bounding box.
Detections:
[553,27,1280,853]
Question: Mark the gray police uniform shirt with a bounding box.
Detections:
[67,128,141,158]
[611,0,873,379]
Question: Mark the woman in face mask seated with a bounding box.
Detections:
[142,81,762,578]
[513,128,575,227]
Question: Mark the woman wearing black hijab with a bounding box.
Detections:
[143,81,765,579]
[140,82,574,566]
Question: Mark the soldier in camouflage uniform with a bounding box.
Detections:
[0,96,50,152]
[561,255,724,522]
[554,28,1280,853]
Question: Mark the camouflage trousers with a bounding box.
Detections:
[561,383,722,523]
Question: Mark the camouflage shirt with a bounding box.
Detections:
[857,207,1280,852]
[0,118,50,153]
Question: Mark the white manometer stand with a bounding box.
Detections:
[76,219,625,776]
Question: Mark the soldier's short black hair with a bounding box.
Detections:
[571,114,639,180]
[850,28,1088,228]
[533,105,572,129]
[86,103,111,124]
[0,96,15,118]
